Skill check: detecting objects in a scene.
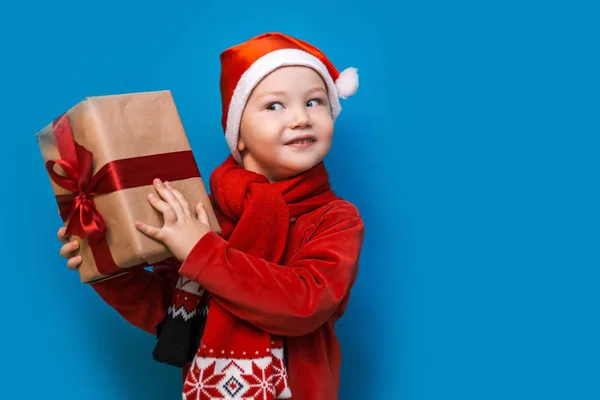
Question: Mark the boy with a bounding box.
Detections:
[57,32,364,400]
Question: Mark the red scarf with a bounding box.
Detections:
[154,155,338,399]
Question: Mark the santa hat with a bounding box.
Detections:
[219,32,359,163]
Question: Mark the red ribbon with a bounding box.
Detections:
[45,113,202,277]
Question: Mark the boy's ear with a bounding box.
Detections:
[237,137,246,153]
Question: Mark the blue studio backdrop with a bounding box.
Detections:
[1,1,598,399]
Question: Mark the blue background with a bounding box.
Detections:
[1,0,598,398]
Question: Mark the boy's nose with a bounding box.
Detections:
[288,107,310,129]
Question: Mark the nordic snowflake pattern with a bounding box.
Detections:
[182,348,291,400]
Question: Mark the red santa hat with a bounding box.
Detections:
[219,32,359,163]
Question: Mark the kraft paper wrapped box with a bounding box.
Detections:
[35,90,221,283]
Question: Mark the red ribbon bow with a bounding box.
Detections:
[45,115,113,243]
[46,141,109,244]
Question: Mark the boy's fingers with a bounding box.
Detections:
[58,223,81,270]
[196,202,210,226]
[67,256,82,270]
[153,179,185,220]
[147,194,177,224]
[135,221,162,240]
[59,240,79,259]
[166,183,192,218]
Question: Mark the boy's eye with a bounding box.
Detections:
[266,102,283,111]
[307,98,323,107]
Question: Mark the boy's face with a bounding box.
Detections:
[237,66,334,182]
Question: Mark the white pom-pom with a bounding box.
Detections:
[335,67,359,99]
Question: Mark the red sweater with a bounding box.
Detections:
[91,198,364,399]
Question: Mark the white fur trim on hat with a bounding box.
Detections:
[336,67,359,99]
[225,48,348,164]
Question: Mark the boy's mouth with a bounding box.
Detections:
[284,134,317,146]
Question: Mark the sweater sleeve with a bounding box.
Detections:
[90,257,181,335]
[178,203,365,337]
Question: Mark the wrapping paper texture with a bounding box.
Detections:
[36,90,220,282]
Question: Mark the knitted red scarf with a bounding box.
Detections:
[153,155,338,399]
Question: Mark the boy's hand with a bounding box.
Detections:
[135,178,211,262]
[57,225,82,270]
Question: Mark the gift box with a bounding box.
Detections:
[35,90,221,283]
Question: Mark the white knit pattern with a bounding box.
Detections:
[182,347,291,399]
[168,276,207,321]
[176,276,205,296]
